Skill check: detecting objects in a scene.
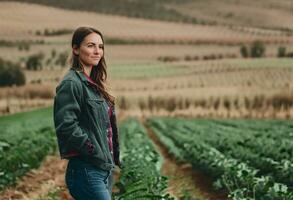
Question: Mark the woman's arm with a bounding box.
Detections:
[53,80,94,156]
[110,105,122,168]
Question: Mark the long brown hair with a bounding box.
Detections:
[70,26,115,105]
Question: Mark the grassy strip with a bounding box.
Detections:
[109,63,188,79]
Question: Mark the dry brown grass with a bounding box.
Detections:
[0,43,242,71]
[1,1,293,118]
[166,0,293,30]
[0,98,53,115]
[1,2,293,44]
[106,44,244,64]
[115,91,293,119]
[0,83,55,115]
[0,84,55,99]
[108,58,293,119]
[24,68,66,85]
[1,55,293,118]
[110,62,293,99]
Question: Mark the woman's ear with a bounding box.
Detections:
[72,45,79,56]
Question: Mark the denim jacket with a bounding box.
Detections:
[53,68,121,171]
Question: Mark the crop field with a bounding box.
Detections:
[0,56,292,117]
[108,63,190,79]
[147,117,293,199]
[110,58,293,100]
[114,118,173,199]
[108,57,293,119]
[1,1,293,199]
[0,108,175,199]
[0,107,56,190]
[1,108,292,199]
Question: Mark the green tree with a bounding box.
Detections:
[240,45,249,58]
[250,41,265,58]
[55,51,68,67]
[277,46,286,57]
[26,53,44,70]
[51,49,56,58]
[0,58,25,86]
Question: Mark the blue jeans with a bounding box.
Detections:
[65,157,113,200]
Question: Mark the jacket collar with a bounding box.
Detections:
[72,68,98,87]
[71,68,115,106]
[72,68,88,83]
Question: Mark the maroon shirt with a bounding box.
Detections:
[107,104,114,158]
[83,72,113,159]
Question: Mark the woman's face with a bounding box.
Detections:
[74,32,104,67]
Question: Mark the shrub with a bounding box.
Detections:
[43,28,72,36]
[286,52,293,57]
[55,51,68,67]
[51,49,56,58]
[240,41,265,58]
[213,97,221,110]
[157,56,180,62]
[138,98,146,111]
[251,41,265,58]
[0,58,25,86]
[277,46,286,57]
[118,96,130,110]
[223,97,231,110]
[148,95,155,112]
[26,53,44,70]
[165,97,176,112]
[18,42,30,51]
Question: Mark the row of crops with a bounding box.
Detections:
[109,58,293,80]
[147,117,293,200]
[0,107,56,191]
[114,118,173,199]
[1,106,292,200]
[0,108,174,199]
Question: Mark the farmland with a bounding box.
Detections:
[147,117,293,199]
[1,108,292,199]
[0,2,292,118]
[0,107,56,190]
[3,0,293,31]
[1,1,293,199]
[115,118,173,199]
[0,109,176,199]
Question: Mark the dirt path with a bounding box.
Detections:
[142,118,228,200]
[0,154,73,200]
[0,154,120,200]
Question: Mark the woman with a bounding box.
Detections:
[53,26,121,200]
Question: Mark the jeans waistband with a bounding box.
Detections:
[68,156,111,173]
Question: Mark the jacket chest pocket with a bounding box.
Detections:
[86,98,109,133]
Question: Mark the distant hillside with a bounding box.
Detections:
[2,2,293,45]
[0,0,200,24]
[2,0,293,31]
[167,0,293,30]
